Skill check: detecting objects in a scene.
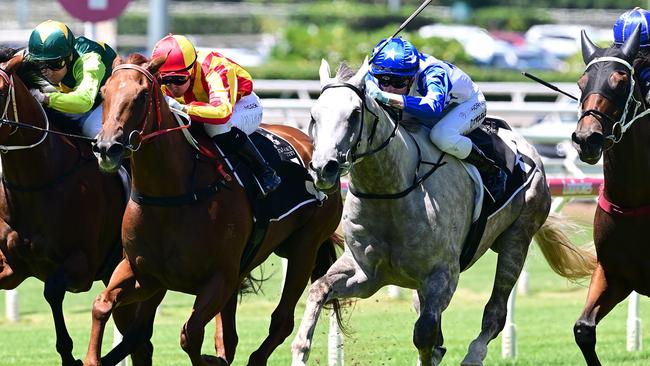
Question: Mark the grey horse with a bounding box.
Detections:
[290,59,597,366]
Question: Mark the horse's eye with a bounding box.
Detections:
[608,71,629,94]
[577,74,588,92]
[350,109,361,121]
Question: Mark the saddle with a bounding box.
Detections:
[187,124,323,270]
[459,116,538,271]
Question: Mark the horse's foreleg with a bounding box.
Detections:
[248,242,319,366]
[43,251,96,366]
[107,289,165,366]
[461,228,529,366]
[214,293,239,364]
[574,264,630,366]
[180,271,238,366]
[0,248,27,289]
[291,251,383,366]
[84,258,158,366]
[414,265,458,366]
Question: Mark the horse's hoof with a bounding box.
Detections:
[63,358,83,366]
[201,354,228,366]
[460,356,483,366]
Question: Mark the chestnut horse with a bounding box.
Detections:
[0,50,153,365]
[85,53,343,366]
[572,28,650,365]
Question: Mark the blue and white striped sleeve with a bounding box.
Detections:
[403,65,450,120]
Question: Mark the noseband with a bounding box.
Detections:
[317,82,397,174]
[579,56,650,145]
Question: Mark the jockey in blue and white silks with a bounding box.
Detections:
[365,37,506,201]
[613,7,650,103]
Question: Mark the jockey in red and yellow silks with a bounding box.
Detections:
[152,34,280,196]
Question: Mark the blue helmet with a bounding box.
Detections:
[613,7,650,48]
[370,37,420,77]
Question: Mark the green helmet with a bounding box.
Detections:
[28,20,75,61]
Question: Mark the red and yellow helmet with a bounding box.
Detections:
[151,34,197,76]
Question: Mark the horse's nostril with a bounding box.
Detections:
[586,133,604,148]
[106,143,125,159]
[323,160,340,176]
[571,132,580,145]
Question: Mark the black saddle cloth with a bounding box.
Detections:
[225,129,319,269]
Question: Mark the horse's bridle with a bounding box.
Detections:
[579,56,650,145]
[110,64,190,151]
[0,67,49,152]
[317,82,398,175]
[316,81,446,199]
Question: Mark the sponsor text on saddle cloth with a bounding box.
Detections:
[171,109,326,267]
[459,117,537,270]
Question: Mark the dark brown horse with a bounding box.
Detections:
[84,54,343,366]
[572,28,650,365]
[0,50,153,365]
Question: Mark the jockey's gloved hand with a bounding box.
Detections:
[365,78,390,105]
[165,95,187,113]
[29,89,46,104]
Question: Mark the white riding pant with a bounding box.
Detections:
[60,105,103,138]
[429,93,486,159]
[204,92,263,137]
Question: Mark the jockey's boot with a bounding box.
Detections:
[212,127,281,196]
[237,134,282,196]
[464,144,507,202]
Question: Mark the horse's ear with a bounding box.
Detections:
[581,30,599,64]
[145,55,167,74]
[348,57,369,88]
[3,52,24,74]
[112,55,123,69]
[621,25,641,61]
[319,59,332,87]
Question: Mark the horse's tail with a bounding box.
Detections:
[311,232,350,335]
[534,212,597,281]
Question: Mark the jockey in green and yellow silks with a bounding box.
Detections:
[26,20,116,137]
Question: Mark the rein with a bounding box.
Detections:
[319,81,446,199]
[580,56,650,145]
[110,63,230,206]
[111,64,191,151]
[0,67,96,191]
[0,67,52,151]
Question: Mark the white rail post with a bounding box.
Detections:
[281,257,288,292]
[113,324,128,366]
[516,261,529,296]
[627,291,641,352]
[501,286,517,358]
[5,289,18,322]
[328,310,344,366]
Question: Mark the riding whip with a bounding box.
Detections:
[522,72,579,101]
[370,0,434,64]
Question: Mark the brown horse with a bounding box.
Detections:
[572,28,650,365]
[0,50,154,365]
[84,53,343,366]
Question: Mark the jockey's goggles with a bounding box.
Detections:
[161,74,190,86]
[377,75,411,88]
[35,58,67,71]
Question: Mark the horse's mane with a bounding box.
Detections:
[335,62,356,82]
[124,53,149,66]
[0,47,46,91]
[633,49,650,76]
